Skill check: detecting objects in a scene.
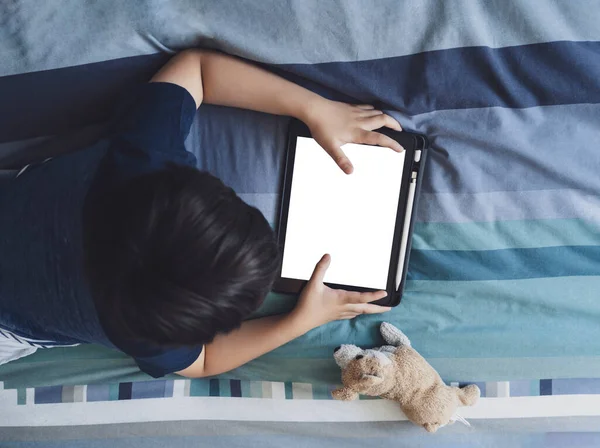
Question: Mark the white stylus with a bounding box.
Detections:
[395,171,417,291]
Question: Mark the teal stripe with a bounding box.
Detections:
[409,245,600,281]
[218,379,231,397]
[209,379,220,397]
[108,384,119,401]
[17,388,25,405]
[531,381,540,397]
[221,356,600,385]
[249,381,263,398]
[312,384,332,400]
[189,379,210,397]
[399,276,600,359]
[240,380,251,398]
[252,275,600,361]
[284,382,293,399]
[412,219,600,251]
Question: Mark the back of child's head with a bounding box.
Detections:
[85,165,280,347]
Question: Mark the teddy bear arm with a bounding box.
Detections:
[331,387,359,401]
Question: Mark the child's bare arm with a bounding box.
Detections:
[177,255,390,378]
[150,49,402,174]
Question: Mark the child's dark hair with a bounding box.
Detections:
[84,165,280,347]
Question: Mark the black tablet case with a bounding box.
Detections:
[275,120,428,307]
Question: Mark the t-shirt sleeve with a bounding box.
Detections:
[133,345,204,378]
[109,82,198,173]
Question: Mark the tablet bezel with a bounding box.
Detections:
[274,120,427,307]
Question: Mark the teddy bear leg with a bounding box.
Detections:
[457,384,481,406]
[380,323,411,347]
[423,422,440,433]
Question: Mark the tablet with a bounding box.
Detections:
[275,121,427,306]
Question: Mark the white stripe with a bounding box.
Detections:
[249,381,263,398]
[261,382,273,399]
[271,382,286,400]
[487,382,511,398]
[25,388,35,406]
[2,395,600,427]
[172,380,186,398]
[0,388,18,408]
[14,158,53,179]
[292,383,313,400]
[16,165,30,178]
[74,386,87,403]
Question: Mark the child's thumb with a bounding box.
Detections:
[309,254,331,284]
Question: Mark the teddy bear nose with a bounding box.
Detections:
[355,355,364,360]
[334,346,341,353]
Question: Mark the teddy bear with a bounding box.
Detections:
[331,322,480,433]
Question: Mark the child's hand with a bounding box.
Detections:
[303,99,403,174]
[289,254,392,333]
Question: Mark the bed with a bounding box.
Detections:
[1,0,599,444]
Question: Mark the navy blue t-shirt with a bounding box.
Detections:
[0,82,203,377]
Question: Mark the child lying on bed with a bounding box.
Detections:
[0,50,402,378]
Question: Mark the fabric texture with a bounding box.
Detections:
[0,0,598,388]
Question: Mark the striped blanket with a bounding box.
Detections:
[1,0,599,443]
[2,378,600,445]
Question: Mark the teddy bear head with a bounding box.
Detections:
[332,344,396,400]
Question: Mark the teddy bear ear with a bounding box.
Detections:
[333,345,363,369]
[380,323,411,347]
[331,387,359,401]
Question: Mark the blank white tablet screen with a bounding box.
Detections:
[281,137,405,289]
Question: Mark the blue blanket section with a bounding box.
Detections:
[1,3,599,384]
[279,41,600,113]
[410,246,600,281]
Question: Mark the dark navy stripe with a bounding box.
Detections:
[118,382,132,400]
[276,40,600,113]
[408,245,600,281]
[2,41,599,145]
[0,53,168,143]
[230,380,242,398]
[34,386,63,404]
[540,379,553,396]
[8,333,21,343]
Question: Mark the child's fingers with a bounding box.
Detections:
[346,303,392,315]
[327,146,354,174]
[383,114,403,132]
[359,110,384,118]
[363,114,403,132]
[345,290,387,304]
[359,130,404,152]
[355,104,375,110]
